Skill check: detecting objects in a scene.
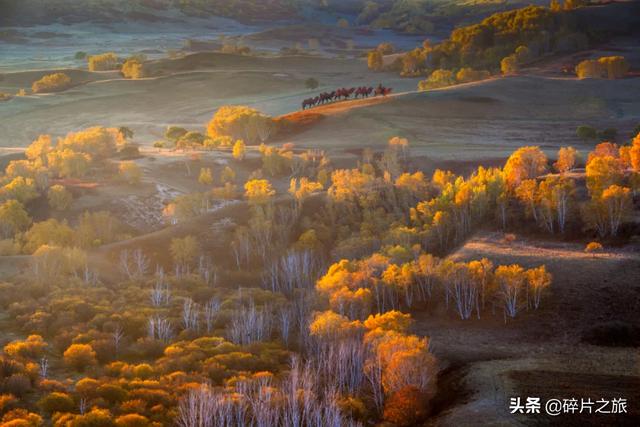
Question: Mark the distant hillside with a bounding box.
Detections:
[0,0,300,25]
[307,0,550,34]
[1,0,550,33]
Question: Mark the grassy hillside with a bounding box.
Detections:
[0,0,300,25]
[1,0,550,32]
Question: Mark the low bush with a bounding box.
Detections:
[31,73,72,94]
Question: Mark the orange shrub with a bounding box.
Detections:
[383,386,429,426]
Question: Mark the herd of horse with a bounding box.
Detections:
[301,84,393,110]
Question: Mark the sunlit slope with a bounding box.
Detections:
[285,75,640,160]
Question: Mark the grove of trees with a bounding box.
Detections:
[1,105,638,426]
[575,56,629,79]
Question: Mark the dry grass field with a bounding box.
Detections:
[0,52,420,148]
[417,231,640,425]
[286,75,640,161]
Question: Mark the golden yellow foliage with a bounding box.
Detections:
[309,310,363,340]
[584,241,603,254]
[121,58,145,79]
[32,73,72,94]
[0,199,31,239]
[88,52,119,71]
[503,146,547,187]
[244,179,275,205]
[364,311,412,333]
[232,140,246,161]
[207,106,274,144]
[576,56,629,79]
[456,68,490,83]
[289,177,323,205]
[585,155,623,196]
[63,344,97,371]
[3,335,47,359]
[25,135,52,165]
[554,146,578,173]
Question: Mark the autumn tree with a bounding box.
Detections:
[3,335,47,359]
[309,310,363,341]
[583,185,632,237]
[576,56,629,79]
[495,264,526,321]
[401,48,426,76]
[368,331,437,396]
[121,58,145,79]
[207,106,274,144]
[418,69,455,90]
[31,72,72,93]
[554,146,579,173]
[289,178,323,209]
[63,344,97,371]
[629,132,640,172]
[547,176,576,234]
[25,134,52,165]
[220,166,236,184]
[47,185,73,211]
[383,386,429,426]
[24,219,74,253]
[38,392,75,415]
[0,199,31,238]
[526,266,551,310]
[88,52,119,71]
[232,139,246,161]
[47,149,91,178]
[56,126,123,159]
[1,177,38,204]
[364,311,412,333]
[368,50,384,71]
[74,210,121,248]
[244,179,275,206]
[504,146,548,187]
[585,155,623,196]
[170,235,200,275]
[500,55,519,75]
[31,245,86,284]
[467,258,494,311]
[198,168,213,185]
[115,413,151,427]
[456,68,490,83]
[259,144,293,176]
